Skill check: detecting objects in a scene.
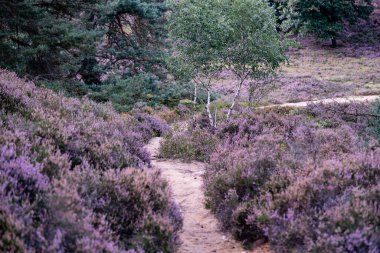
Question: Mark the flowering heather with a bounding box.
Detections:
[0,69,181,252]
[203,103,380,252]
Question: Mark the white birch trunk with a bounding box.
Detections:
[227,80,244,119]
[193,82,198,123]
[214,108,217,128]
[206,88,214,127]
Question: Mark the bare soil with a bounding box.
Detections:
[260,95,380,109]
[145,137,272,253]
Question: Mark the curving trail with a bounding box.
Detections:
[144,94,380,252]
[260,95,380,109]
[145,137,271,253]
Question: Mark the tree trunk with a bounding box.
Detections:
[227,80,244,119]
[206,88,214,127]
[331,37,337,48]
[214,108,217,128]
[193,82,198,124]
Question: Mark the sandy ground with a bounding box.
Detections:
[260,95,380,108]
[144,94,379,253]
[145,137,272,253]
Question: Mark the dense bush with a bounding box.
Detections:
[267,153,380,253]
[78,169,182,253]
[203,104,380,252]
[368,101,380,140]
[159,127,218,162]
[0,69,181,252]
[89,75,192,112]
[40,74,215,113]
[288,0,374,47]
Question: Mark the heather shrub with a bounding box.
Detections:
[0,205,25,252]
[204,154,276,246]
[267,153,380,253]
[159,127,218,162]
[204,104,380,251]
[79,168,182,253]
[156,107,181,123]
[132,111,171,142]
[0,142,123,253]
[0,69,181,252]
[0,69,169,169]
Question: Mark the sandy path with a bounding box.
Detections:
[144,95,380,252]
[260,95,380,109]
[145,137,271,253]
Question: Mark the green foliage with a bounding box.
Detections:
[0,0,195,110]
[266,0,299,34]
[288,0,374,46]
[0,0,170,82]
[98,0,170,78]
[168,0,286,79]
[168,0,229,76]
[39,74,216,112]
[159,128,218,162]
[168,0,286,122]
[226,0,287,79]
[368,101,380,140]
[38,80,92,98]
[267,0,288,21]
[89,75,215,112]
[0,0,101,79]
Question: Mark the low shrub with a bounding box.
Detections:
[267,153,380,253]
[79,169,183,253]
[368,100,380,140]
[132,111,171,142]
[159,127,218,162]
[39,73,217,113]
[88,74,215,112]
[203,104,380,252]
[38,80,91,98]
[0,69,181,252]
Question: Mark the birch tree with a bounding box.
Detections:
[167,0,226,127]
[168,0,286,125]
[223,0,286,118]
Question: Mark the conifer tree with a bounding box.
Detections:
[0,0,170,82]
[289,0,374,47]
[0,0,101,79]
[98,0,169,78]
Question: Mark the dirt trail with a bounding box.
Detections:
[144,94,380,253]
[145,137,271,253]
[260,95,380,109]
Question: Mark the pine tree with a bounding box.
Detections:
[97,0,169,79]
[0,0,170,83]
[0,0,101,79]
[289,0,374,47]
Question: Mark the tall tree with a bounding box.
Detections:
[97,0,169,78]
[0,0,170,83]
[0,0,101,79]
[288,0,374,47]
[168,0,286,126]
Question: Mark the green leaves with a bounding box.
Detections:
[168,0,286,82]
[99,0,169,78]
[0,0,170,82]
[288,0,374,45]
[0,0,101,79]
